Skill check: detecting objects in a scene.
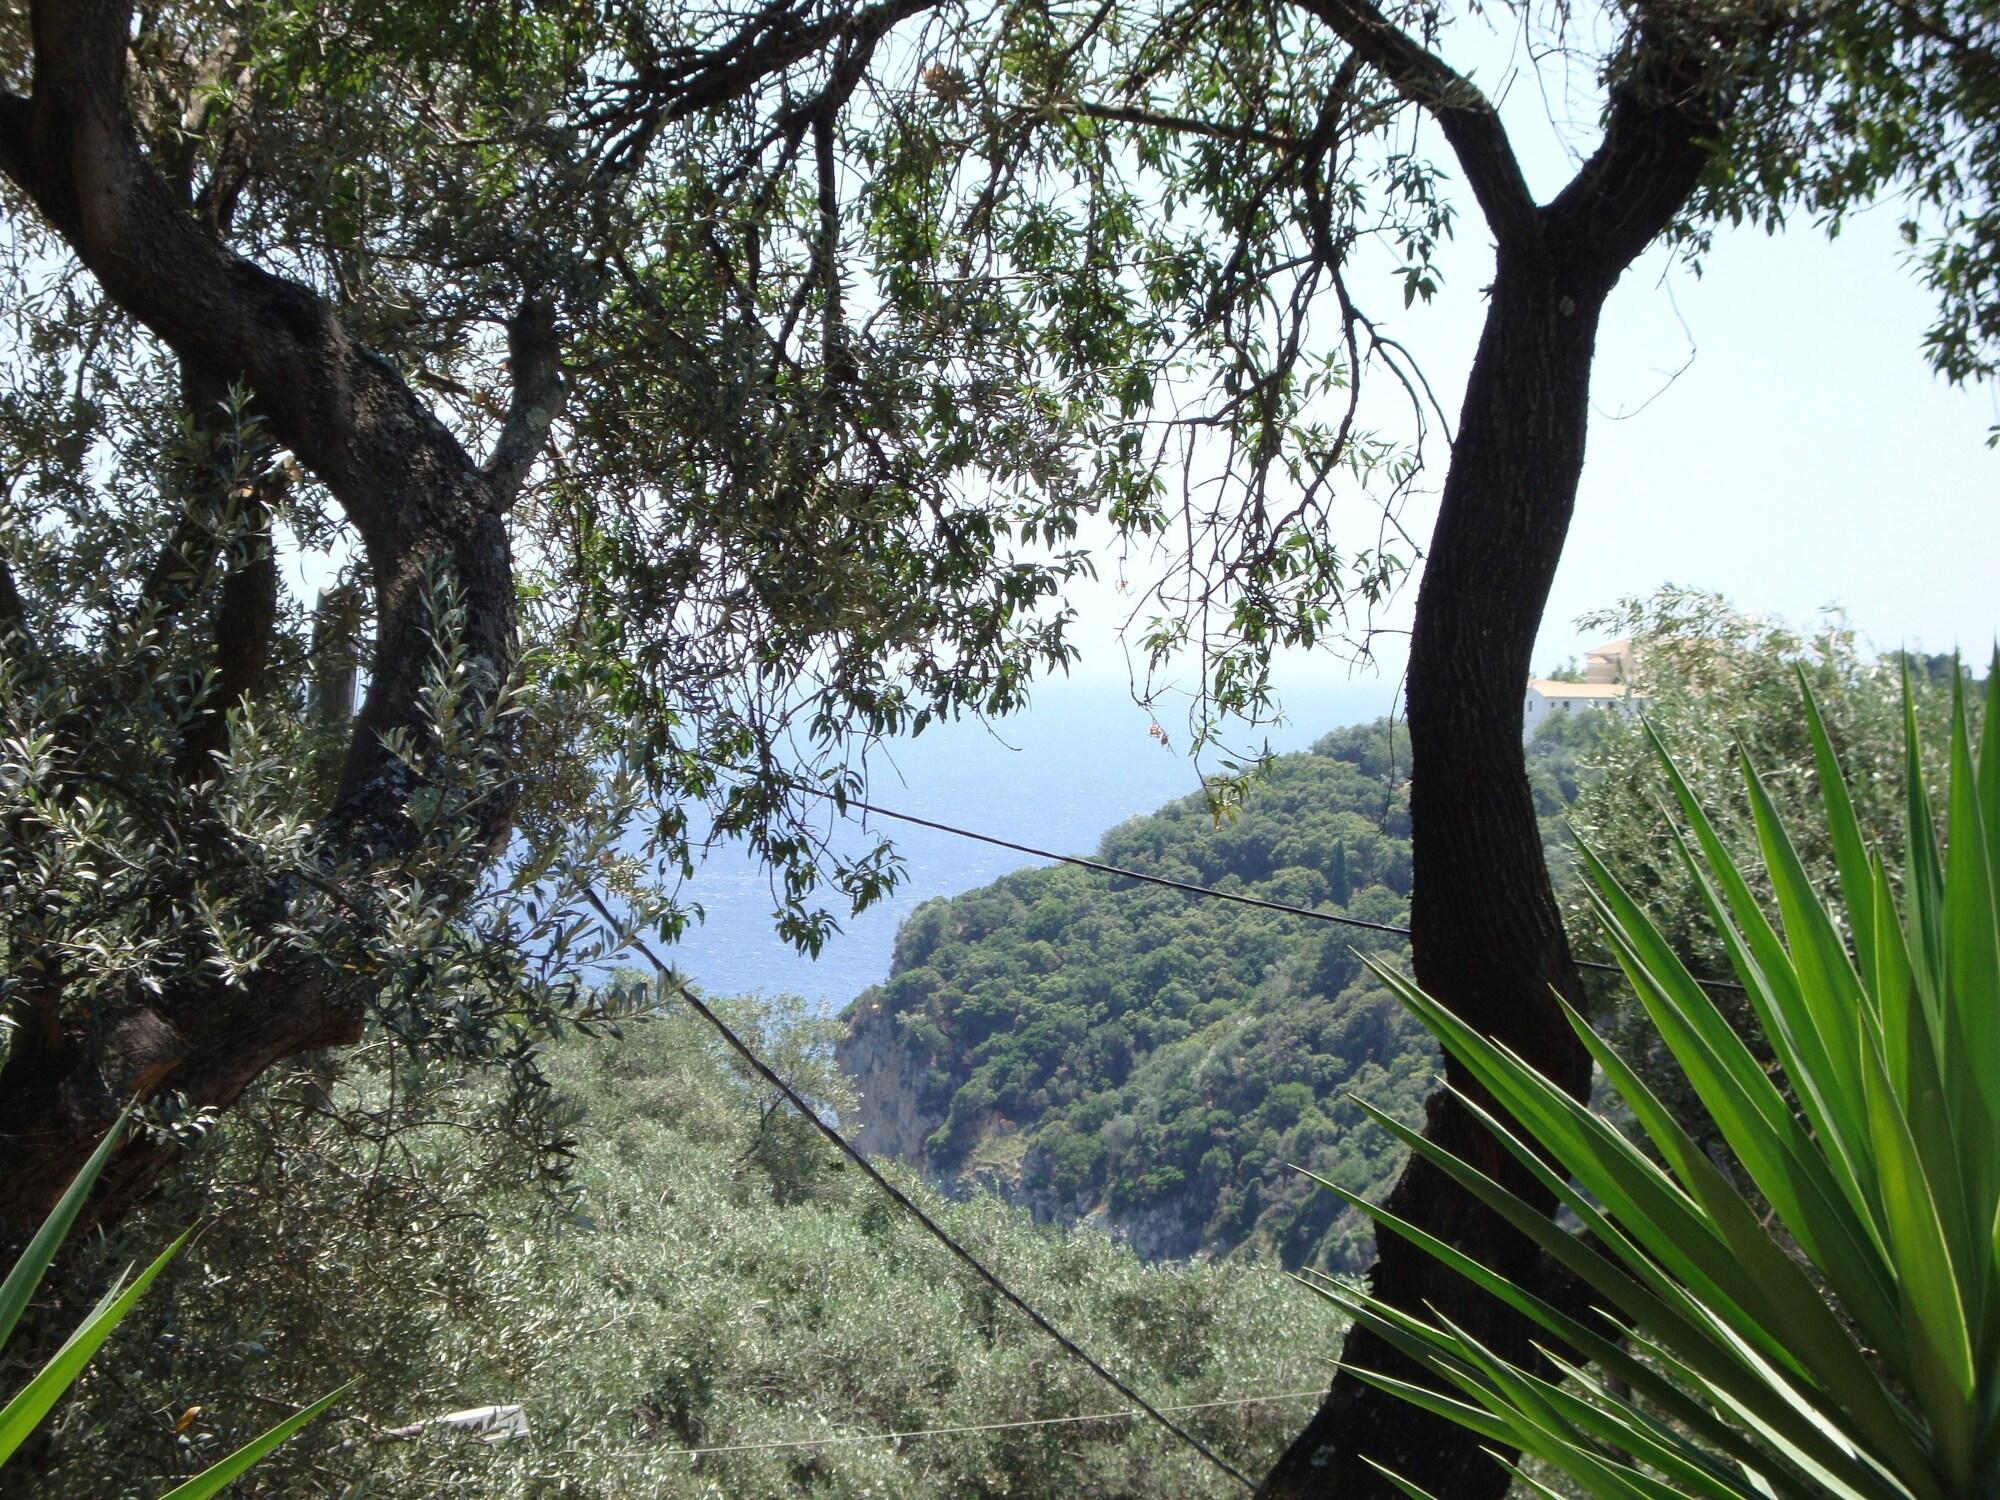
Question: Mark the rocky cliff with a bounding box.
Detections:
[836,992,1210,1260]
[834,986,944,1162]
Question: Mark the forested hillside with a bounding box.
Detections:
[836,610,1974,1283]
[837,719,1597,1271]
[30,1000,1312,1498]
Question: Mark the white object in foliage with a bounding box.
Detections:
[381,1404,530,1444]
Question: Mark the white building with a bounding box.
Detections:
[1523,639,1646,743]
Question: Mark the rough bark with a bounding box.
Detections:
[1258,8,1730,1496]
[1260,247,1610,1500]
[0,0,559,1247]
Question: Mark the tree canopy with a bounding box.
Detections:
[0,0,1152,1238]
[27,993,1312,1496]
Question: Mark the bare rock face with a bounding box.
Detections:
[836,998,1209,1264]
[833,990,944,1163]
[1095,1199,1205,1263]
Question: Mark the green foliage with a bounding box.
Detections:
[0,1106,345,1496]
[1559,590,1972,1150]
[1312,664,2000,1499]
[845,720,1534,1272]
[839,602,1980,1283]
[0,507,649,1161]
[13,0,1996,1259]
[1566,592,1962,964]
[32,998,1321,1498]
[0,0,1165,1208]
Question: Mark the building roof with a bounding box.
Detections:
[1525,679,1635,699]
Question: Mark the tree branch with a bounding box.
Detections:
[593,0,938,171]
[1543,12,1729,278]
[179,497,279,784]
[135,370,237,639]
[1066,100,1313,154]
[11,0,519,854]
[1288,0,1539,248]
[661,0,935,121]
[0,90,29,187]
[135,508,224,632]
[0,554,28,654]
[482,298,565,507]
[10,1,490,552]
[813,107,848,379]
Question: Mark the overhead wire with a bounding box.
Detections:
[815,790,1746,992]
[646,1387,1329,1460]
[566,763,1737,1484]
[577,884,1262,1492]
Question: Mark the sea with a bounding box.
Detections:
[650,675,1397,1011]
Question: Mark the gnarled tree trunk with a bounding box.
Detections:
[0,0,558,1248]
[1261,246,1608,1500]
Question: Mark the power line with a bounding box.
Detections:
[577,885,1261,1494]
[648,1387,1328,1460]
[827,792,1745,992]
[841,793,1413,938]
[575,783,1734,1485]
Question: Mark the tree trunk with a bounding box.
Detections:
[1253,4,1733,1487]
[0,0,555,1251]
[1259,248,1608,1499]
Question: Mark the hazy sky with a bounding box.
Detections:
[1534,212,1995,666]
[1054,19,1999,704]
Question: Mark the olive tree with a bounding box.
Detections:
[0,0,1131,1244]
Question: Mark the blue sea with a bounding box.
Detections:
[651,675,1397,1011]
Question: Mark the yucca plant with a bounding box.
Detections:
[0,1108,350,1496]
[1308,661,2000,1500]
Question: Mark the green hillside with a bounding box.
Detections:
[838,718,1598,1272]
[34,1000,1314,1498]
